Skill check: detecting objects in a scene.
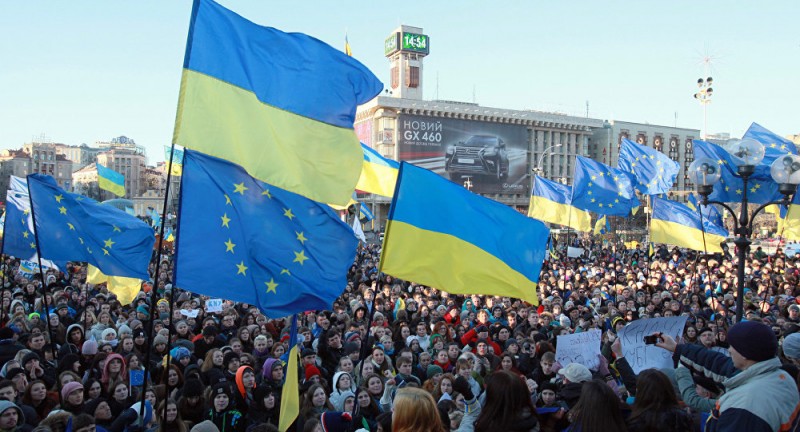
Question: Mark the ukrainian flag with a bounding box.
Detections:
[279,315,300,432]
[594,215,610,235]
[174,0,383,207]
[651,196,727,253]
[164,145,184,176]
[356,144,399,197]
[528,176,591,232]
[97,163,125,197]
[780,187,800,241]
[380,163,549,305]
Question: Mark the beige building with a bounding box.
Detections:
[95,140,148,199]
[55,143,102,172]
[21,142,73,190]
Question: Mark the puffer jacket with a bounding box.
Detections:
[675,343,800,432]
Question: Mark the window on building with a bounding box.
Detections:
[391,66,399,89]
[406,66,420,88]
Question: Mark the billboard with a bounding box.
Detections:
[397,114,529,194]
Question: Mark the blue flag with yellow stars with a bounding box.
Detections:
[571,156,639,216]
[618,138,679,195]
[26,174,154,280]
[743,122,798,181]
[3,176,37,260]
[692,140,783,204]
[174,150,358,318]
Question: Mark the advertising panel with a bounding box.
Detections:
[397,114,529,194]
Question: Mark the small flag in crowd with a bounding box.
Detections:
[528,175,591,232]
[174,150,357,318]
[278,315,300,432]
[780,185,800,241]
[572,156,639,217]
[380,162,549,306]
[617,138,679,195]
[27,174,154,302]
[359,202,374,222]
[174,0,382,206]
[2,176,37,260]
[594,215,610,235]
[96,163,126,197]
[650,196,728,253]
[357,144,400,198]
[164,145,185,176]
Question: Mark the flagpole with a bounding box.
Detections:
[25,178,63,406]
[0,209,8,326]
[138,142,178,425]
[695,202,730,322]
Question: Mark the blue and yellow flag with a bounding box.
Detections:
[687,193,724,228]
[359,202,374,222]
[618,138,679,195]
[3,176,37,260]
[528,176,591,232]
[651,196,728,253]
[345,34,352,56]
[278,315,300,432]
[356,144,399,197]
[174,0,383,206]
[780,186,800,241]
[743,122,798,181]
[96,163,125,197]
[164,145,185,176]
[692,140,783,204]
[174,150,358,317]
[572,156,639,217]
[26,174,154,282]
[594,215,610,235]
[379,162,549,305]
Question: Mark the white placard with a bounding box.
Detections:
[617,316,688,374]
[205,298,223,313]
[180,309,199,318]
[567,247,584,258]
[556,329,602,370]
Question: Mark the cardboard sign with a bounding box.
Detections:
[556,329,602,370]
[567,247,584,258]
[205,298,223,313]
[617,316,688,374]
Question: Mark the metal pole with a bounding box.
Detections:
[733,169,753,323]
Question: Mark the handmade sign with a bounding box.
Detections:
[618,316,687,374]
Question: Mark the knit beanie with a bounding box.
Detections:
[305,365,322,381]
[153,334,168,346]
[426,364,443,379]
[223,351,239,368]
[320,412,353,432]
[183,379,204,398]
[727,321,777,362]
[191,420,220,432]
[61,381,83,401]
[82,338,99,355]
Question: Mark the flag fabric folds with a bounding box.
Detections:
[26,174,154,281]
[96,163,126,197]
[278,315,300,432]
[650,196,728,253]
[781,187,800,241]
[174,150,358,318]
[3,176,37,260]
[379,162,549,305]
[356,144,400,197]
[528,176,591,232]
[174,0,383,206]
[618,138,679,195]
[359,203,374,222]
[86,264,143,306]
[572,156,639,217]
[594,216,610,235]
[687,193,724,228]
[743,122,798,181]
[164,145,185,176]
[692,140,784,204]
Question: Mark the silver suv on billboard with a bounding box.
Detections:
[445,135,509,182]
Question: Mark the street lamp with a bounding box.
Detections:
[689,138,800,322]
[534,144,563,178]
[694,77,714,139]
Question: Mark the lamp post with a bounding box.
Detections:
[690,139,800,322]
[534,144,564,178]
[694,77,713,139]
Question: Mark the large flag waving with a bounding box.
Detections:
[174,0,383,206]
[651,196,728,253]
[379,163,549,305]
[27,174,154,292]
[528,176,591,232]
[687,193,724,228]
[174,150,358,318]
[618,138,679,195]
[743,122,798,181]
[572,156,639,216]
[692,140,783,204]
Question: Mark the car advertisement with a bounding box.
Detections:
[397,114,529,194]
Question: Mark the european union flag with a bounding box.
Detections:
[26,174,154,280]
[743,122,798,181]
[174,150,357,317]
[572,156,639,217]
[618,138,679,195]
[692,140,783,204]
[3,176,37,260]
[687,193,724,229]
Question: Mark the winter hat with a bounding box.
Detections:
[426,364,443,379]
[557,363,592,383]
[0,400,24,424]
[211,381,232,398]
[5,368,25,381]
[330,389,355,411]
[559,315,571,328]
[223,351,239,368]
[784,333,800,359]
[101,328,118,341]
[183,378,205,398]
[117,324,132,337]
[343,342,359,356]
[191,420,221,432]
[320,412,353,432]
[170,347,191,362]
[21,352,40,367]
[305,365,322,381]
[66,324,84,339]
[727,321,777,362]
[504,338,519,350]
[61,381,83,401]
[153,334,168,346]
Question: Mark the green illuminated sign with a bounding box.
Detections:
[401,32,429,54]
[385,33,399,55]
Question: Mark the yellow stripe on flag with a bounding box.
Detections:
[87,264,143,306]
[528,196,592,233]
[650,219,725,253]
[278,344,300,432]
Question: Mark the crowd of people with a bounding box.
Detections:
[0,237,799,432]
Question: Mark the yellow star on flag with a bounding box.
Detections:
[221,213,231,228]
[296,231,307,244]
[265,279,278,294]
[262,189,272,199]
[293,250,308,265]
[281,269,291,276]
[736,189,743,195]
[102,249,110,256]
[104,238,115,248]
[113,225,121,232]
[225,194,232,206]
[22,231,29,239]
[283,208,295,220]
[224,238,236,253]
[29,242,36,249]
[54,194,63,203]
[59,206,67,215]
[236,261,248,275]
[233,182,248,195]
[67,223,75,231]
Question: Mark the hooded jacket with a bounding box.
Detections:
[0,400,24,432]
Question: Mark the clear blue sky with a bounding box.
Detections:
[1,1,797,164]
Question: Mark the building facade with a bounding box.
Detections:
[95,138,148,199]
[55,143,102,172]
[21,142,73,190]
[0,150,32,201]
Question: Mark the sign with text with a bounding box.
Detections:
[556,329,602,370]
[205,298,223,313]
[618,316,688,374]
